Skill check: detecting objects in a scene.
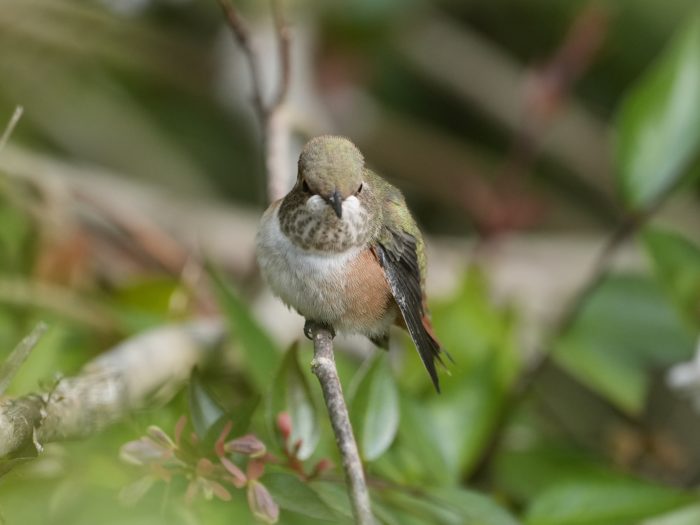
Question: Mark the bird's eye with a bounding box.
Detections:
[302,180,311,193]
[356,183,363,195]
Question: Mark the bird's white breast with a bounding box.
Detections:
[256,202,361,323]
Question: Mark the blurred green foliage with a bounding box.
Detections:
[1,1,700,524]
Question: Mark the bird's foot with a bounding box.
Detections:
[304,320,336,340]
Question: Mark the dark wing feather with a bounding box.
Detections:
[374,230,444,392]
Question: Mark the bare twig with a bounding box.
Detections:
[396,9,614,199]
[0,106,23,153]
[270,0,291,109]
[0,320,224,458]
[217,0,268,120]
[216,0,292,203]
[309,324,375,525]
[0,322,47,397]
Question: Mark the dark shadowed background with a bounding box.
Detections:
[1,0,699,524]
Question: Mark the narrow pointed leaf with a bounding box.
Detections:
[555,274,695,414]
[350,353,399,461]
[616,14,700,208]
[267,343,319,459]
[644,228,700,323]
[208,266,279,392]
[188,368,226,440]
[263,472,343,522]
[525,479,692,525]
[643,504,700,525]
[0,322,47,396]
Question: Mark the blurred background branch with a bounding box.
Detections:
[0,0,699,523]
[217,0,291,203]
[0,321,224,459]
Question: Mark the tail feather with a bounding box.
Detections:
[396,309,444,392]
[374,239,447,392]
[415,318,443,393]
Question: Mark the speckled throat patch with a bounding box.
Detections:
[279,190,376,252]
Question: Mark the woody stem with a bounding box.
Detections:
[308,323,375,525]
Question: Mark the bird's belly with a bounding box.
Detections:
[256,204,394,336]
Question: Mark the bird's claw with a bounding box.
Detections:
[304,320,335,340]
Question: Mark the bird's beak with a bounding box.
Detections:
[327,190,343,219]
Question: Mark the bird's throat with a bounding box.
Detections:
[279,194,372,252]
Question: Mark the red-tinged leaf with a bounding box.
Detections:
[174,415,187,448]
[210,480,233,502]
[220,456,247,488]
[215,420,234,457]
[247,458,265,481]
[310,458,334,478]
[196,458,215,477]
[277,412,292,441]
[146,426,175,449]
[120,437,169,466]
[247,481,280,524]
[225,434,267,458]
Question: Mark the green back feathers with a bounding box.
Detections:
[365,169,428,289]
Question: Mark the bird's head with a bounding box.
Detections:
[279,135,380,252]
[296,135,365,219]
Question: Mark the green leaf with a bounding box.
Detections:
[616,14,700,208]
[644,228,700,324]
[554,274,695,414]
[380,490,465,525]
[427,353,507,479]
[208,267,279,392]
[0,456,36,478]
[111,276,182,331]
[372,501,430,525]
[188,368,226,440]
[267,343,320,460]
[430,268,519,385]
[5,322,86,396]
[427,487,520,525]
[396,268,519,480]
[525,479,692,525]
[380,487,519,525]
[643,504,700,525]
[350,353,399,461]
[308,481,353,521]
[373,396,451,486]
[0,199,34,273]
[263,472,346,522]
[0,322,47,396]
[493,442,627,504]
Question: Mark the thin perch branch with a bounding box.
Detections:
[218,6,371,520]
[309,324,375,525]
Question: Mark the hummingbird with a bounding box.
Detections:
[256,135,445,391]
